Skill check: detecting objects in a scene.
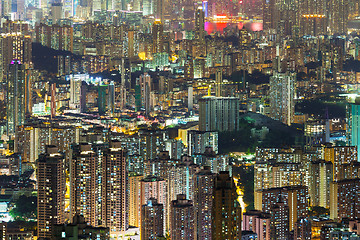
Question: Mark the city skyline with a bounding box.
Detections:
[0,0,360,239]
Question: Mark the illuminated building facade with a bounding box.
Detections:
[7,60,25,137]
[0,32,31,80]
[37,146,66,239]
[170,194,194,240]
[212,171,241,239]
[199,96,240,132]
[141,198,164,239]
[261,186,309,237]
[309,160,333,208]
[70,143,100,227]
[193,167,215,240]
[269,72,296,126]
[101,141,128,235]
[152,20,163,54]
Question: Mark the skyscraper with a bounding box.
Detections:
[70,143,99,227]
[0,32,32,79]
[199,96,240,132]
[155,0,164,23]
[261,186,309,236]
[37,146,65,239]
[309,160,333,208]
[101,141,128,235]
[324,146,358,181]
[129,173,143,228]
[152,20,163,54]
[138,73,152,115]
[170,194,194,240]
[140,175,167,230]
[328,0,349,34]
[212,171,241,239]
[187,130,218,156]
[193,166,215,240]
[98,84,107,114]
[141,198,164,240]
[7,60,25,137]
[193,6,205,57]
[188,86,193,112]
[195,7,205,44]
[350,102,360,161]
[215,68,222,97]
[330,178,360,220]
[269,72,296,126]
[242,210,271,240]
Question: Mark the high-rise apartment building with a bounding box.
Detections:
[138,73,152,115]
[324,146,358,181]
[35,23,73,52]
[300,0,326,35]
[242,210,271,240]
[254,161,307,210]
[37,146,65,239]
[140,175,167,230]
[129,173,143,228]
[187,130,218,156]
[193,6,205,57]
[152,20,163,54]
[309,160,333,208]
[261,186,309,237]
[101,141,128,235]
[141,198,164,240]
[269,71,296,126]
[7,60,25,137]
[170,194,194,240]
[349,102,360,161]
[329,0,349,34]
[199,96,240,132]
[330,178,360,220]
[212,171,241,239]
[0,32,31,80]
[193,166,215,240]
[15,121,81,163]
[70,143,100,227]
[195,7,205,44]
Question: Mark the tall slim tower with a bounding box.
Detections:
[37,146,65,239]
[50,83,56,119]
[70,143,99,227]
[350,101,360,161]
[215,68,222,97]
[7,60,25,137]
[195,7,205,43]
[194,6,205,57]
[188,86,193,112]
[155,0,164,23]
[212,171,241,239]
[129,173,143,228]
[193,166,215,240]
[139,73,152,115]
[170,194,195,240]
[152,20,163,54]
[329,0,349,34]
[102,141,128,236]
[269,72,296,126]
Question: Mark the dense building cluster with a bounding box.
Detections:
[2,0,360,239]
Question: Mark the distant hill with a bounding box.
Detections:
[240,112,304,148]
[32,43,80,74]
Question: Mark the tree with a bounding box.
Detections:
[9,195,37,220]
